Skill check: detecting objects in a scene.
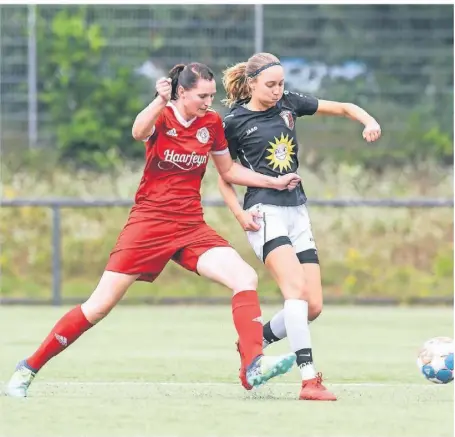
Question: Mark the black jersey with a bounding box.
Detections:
[223,90,318,210]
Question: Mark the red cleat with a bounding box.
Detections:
[299,373,337,401]
[235,340,253,390]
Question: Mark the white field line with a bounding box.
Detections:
[5,381,442,388]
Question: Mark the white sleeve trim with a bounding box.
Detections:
[211,148,230,156]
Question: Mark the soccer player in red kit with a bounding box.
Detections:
[6,62,301,397]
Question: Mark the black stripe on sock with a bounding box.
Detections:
[263,321,280,344]
[296,348,313,367]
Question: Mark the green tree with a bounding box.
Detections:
[37,6,149,169]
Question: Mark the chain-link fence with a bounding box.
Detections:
[1,4,453,152]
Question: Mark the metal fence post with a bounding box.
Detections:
[27,4,38,149]
[254,4,263,53]
[0,6,3,153]
[51,205,62,305]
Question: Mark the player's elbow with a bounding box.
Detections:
[132,130,140,141]
[219,170,235,184]
[341,102,358,117]
[132,125,147,141]
[218,174,233,187]
[328,102,351,117]
[216,161,237,184]
[131,117,153,141]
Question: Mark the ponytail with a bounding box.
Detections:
[221,62,250,108]
[168,64,186,100]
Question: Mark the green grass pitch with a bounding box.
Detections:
[0,305,453,437]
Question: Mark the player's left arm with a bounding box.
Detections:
[212,153,300,191]
[316,100,382,143]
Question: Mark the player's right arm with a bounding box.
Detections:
[218,176,261,231]
[285,91,381,143]
[132,77,171,141]
[217,114,263,232]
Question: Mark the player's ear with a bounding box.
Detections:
[177,85,186,99]
[247,77,255,92]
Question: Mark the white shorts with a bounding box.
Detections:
[245,203,318,263]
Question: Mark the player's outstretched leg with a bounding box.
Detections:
[284,299,336,401]
[6,271,137,397]
[259,303,335,400]
[232,291,296,389]
[265,246,336,401]
[195,247,296,390]
[6,304,92,398]
[262,264,324,350]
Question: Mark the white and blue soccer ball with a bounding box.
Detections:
[417,336,454,384]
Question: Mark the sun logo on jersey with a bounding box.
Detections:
[266,133,296,172]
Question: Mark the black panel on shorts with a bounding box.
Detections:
[297,248,319,264]
[263,236,292,262]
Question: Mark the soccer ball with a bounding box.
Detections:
[417,337,454,384]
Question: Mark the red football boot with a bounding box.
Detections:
[299,372,337,401]
[235,340,253,390]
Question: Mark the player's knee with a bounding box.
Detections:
[231,264,258,293]
[280,277,307,300]
[309,301,323,321]
[80,271,134,324]
[81,296,115,324]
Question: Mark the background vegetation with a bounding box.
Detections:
[0,5,452,301]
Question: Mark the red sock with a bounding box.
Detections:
[232,290,263,367]
[27,305,93,371]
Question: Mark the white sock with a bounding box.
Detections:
[270,309,287,338]
[284,299,316,380]
[263,308,313,349]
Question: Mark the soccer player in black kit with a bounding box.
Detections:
[219,52,381,401]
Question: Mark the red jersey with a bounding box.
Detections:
[133,102,229,222]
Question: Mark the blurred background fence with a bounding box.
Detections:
[1,5,453,164]
[0,5,453,304]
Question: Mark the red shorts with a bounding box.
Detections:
[105,214,230,282]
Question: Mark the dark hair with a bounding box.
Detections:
[155,63,215,100]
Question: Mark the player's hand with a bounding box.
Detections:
[362,121,381,143]
[156,77,172,103]
[273,173,301,191]
[236,210,261,232]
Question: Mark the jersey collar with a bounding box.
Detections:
[235,98,281,114]
[167,101,197,128]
